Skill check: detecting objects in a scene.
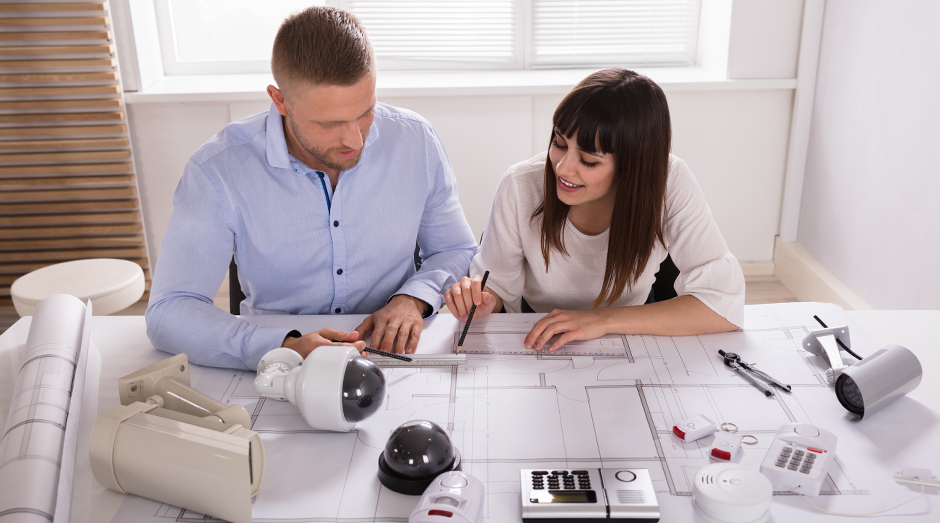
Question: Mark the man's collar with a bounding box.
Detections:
[265,103,291,169]
[265,102,382,172]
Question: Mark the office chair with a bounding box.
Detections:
[650,254,680,302]
[228,244,423,315]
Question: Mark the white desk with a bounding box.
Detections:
[1,305,937,522]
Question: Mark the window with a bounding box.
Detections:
[152,0,701,75]
[532,0,701,67]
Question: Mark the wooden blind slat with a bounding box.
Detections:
[0,162,132,175]
[0,72,117,82]
[0,85,119,96]
[0,4,106,12]
[0,99,122,110]
[0,234,144,250]
[0,199,140,213]
[0,150,131,162]
[0,211,140,226]
[0,138,129,150]
[0,45,112,56]
[0,174,135,188]
[0,245,147,262]
[0,124,127,137]
[0,187,136,201]
[0,58,116,68]
[0,17,110,27]
[0,31,111,41]
[0,223,142,238]
[0,111,124,123]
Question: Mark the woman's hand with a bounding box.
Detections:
[444,275,502,322]
[524,309,612,351]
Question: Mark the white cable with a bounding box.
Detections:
[797,481,925,517]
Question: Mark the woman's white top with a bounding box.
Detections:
[469,153,745,327]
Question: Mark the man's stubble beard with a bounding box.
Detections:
[289,116,367,172]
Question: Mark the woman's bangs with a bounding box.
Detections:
[553,90,619,156]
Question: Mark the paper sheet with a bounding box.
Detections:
[108,302,940,522]
[0,295,92,523]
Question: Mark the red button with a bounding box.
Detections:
[428,509,453,518]
[673,426,686,440]
[711,448,731,461]
[807,447,823,453]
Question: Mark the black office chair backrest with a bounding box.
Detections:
[228,244,423,315]
[229,257,247,315]
[651,254,679,302]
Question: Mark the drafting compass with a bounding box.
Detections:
[718,350,792,397]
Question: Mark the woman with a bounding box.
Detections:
[444,68,744,351]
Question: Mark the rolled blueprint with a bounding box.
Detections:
[0,294,90,523]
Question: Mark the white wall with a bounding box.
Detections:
[728,0,804,79]
[798,0,940,309]
[129,87,793,265]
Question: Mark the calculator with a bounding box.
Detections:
[520,468,659,522]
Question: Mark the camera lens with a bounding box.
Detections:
[835,374,864,415]
[341,356,386,422]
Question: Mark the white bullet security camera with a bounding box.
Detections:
[254,346,386,432]
[835,345,922,420]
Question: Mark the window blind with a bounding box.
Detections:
[532,0,701,67]
[348,0,517,65]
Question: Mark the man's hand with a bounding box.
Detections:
[282,328,366,359]
[354,294,428,354]
[524,309,612,352]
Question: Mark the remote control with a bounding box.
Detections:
[709,431,742,461]
[673,414,717,442]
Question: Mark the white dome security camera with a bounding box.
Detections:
[254,346,386,432]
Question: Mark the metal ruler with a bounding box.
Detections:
[368,354,466,367]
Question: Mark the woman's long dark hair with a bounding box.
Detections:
[532,68,671,308]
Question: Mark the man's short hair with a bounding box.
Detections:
[271,7,375,94]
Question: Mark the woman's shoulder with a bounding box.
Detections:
[666,153,693,182]
[665,153,703,198]
[495,153,547,203]
[504,152,547,182]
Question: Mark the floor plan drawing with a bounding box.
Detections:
[108,303,936,522]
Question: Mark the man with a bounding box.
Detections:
[146,7,477,370]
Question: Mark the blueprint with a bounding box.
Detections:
[108,302,940,522]
[0,295,94,523]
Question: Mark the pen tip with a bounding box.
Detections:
[456,346,462,354]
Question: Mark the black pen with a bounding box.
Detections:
[455,270,490,354]
[331,339,414,362]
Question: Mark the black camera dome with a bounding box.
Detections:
[341,356,386,422]
[377,420,461,494]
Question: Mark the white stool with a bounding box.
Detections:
[11,258,146,317]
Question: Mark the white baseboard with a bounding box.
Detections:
[740,262,775,277]
[773,237,871,310]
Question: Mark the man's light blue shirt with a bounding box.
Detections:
[146,103,477,370]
